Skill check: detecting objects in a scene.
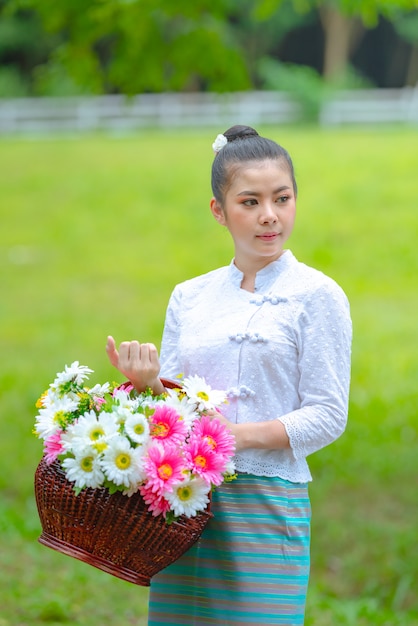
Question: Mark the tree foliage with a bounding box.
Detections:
[3,0,252,93]
[1,0,417,95]
[254,0,418,83]
[254,0,418,25]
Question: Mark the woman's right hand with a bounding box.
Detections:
[106,335,164,394]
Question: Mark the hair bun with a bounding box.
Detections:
[224,125,259,143]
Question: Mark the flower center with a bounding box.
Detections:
[204,435,217,450]
[134,422,145,435]
[93,441,107,453]
[90,427,104,440]
[158,463,173,480]
[54,410,68,429]
[80,456,94,472]
[176,486,192,501]
[115,453,131,470]
[152,423,170,438]
[197,391,209,401]
[194,455,207,469]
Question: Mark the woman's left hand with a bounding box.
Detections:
[205,409,290,453]
[106,335,164,394]
[205,409,239,448]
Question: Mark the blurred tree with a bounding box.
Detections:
[393,10,418,84]
[0,2,58,95]
[254,0,418,82]
[3,0,251,94]
[223,0,312,86]
[318,4,366,81]
[1,0,417,95]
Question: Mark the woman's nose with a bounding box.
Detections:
[259,203,278,223]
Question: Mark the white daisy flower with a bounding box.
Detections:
[111,406,135,425]
[39,388,60,409]
[224,458,237,475]
[42,387,80,411]
[62,447,104,489]
[163,390,199,430]
[165,476,211,518]
[138,397,159,412]
[64,410,119,452]
[53,361,93,387]
[182,375,227,412]
[112,388,141,411]
[88,382,111,397]
[100,437,144,487]
[34,396,79,440]
[124,413,150,445]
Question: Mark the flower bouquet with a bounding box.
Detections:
[34,361,235,585]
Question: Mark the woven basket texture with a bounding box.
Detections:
[35,459,212,586]
[34,378,212,586]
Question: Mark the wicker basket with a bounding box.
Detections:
[35,459,212,586]
[34,379,213,586]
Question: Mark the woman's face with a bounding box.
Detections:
[210,159,296,273]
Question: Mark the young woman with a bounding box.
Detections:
[106,125,352,625]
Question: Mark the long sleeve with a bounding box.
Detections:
[278,281,352,459]
[159,287,182,380]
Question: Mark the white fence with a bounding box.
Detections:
[320,88,418,125]
[0,89,417,135]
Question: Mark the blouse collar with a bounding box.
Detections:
[228,250,295,292]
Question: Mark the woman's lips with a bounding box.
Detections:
[256,233,279,241]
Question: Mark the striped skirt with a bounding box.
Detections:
[147,473,311,626]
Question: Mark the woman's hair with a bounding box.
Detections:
[211,125,297,203]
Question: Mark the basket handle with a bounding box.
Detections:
[118,377,181,392]
[160,377,181,390]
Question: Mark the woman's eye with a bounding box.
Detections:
[276,195,289,203]
[242,199,257,206]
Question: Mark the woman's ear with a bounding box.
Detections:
[210,197,226,226]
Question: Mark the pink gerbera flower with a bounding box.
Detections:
[43,430,65,464]
[140,483,171,518]
[150,405,187,445]
[184,439,225,486]
[143,442,185,496]
[190,415,235,460]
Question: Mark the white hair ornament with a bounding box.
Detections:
[212,134,228,154]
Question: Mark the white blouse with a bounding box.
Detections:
[159,250,352,483]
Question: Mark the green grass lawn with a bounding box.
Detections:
[1,126,417,625]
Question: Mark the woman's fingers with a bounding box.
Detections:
[106,338,160,377]
[118,340,138,370]
[137,343,161,380]
[141,343,159,367]
[106,337,162,394]
[105,335,119,367]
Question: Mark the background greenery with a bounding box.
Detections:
[1,0,418,98]
[1,126,417,625]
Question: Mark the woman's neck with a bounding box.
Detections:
[235,250,285,292]
[240,275,256,292]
